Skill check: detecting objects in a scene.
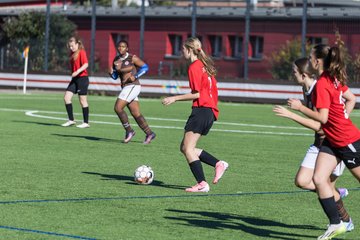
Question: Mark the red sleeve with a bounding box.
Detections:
[315,78,331,109]
[79,50,88,65]
[188,63,202,92]
[341,85,349,92]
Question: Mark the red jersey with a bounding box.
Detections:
[70,49,88,77]
[188,60,219,120]
[313,71,360,147]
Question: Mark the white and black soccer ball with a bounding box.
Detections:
[134,165,154,185]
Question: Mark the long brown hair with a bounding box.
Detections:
[183,37,217,76]
[68,36,85,61]
[312,44,347,85]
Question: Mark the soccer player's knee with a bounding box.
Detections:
[180,144,185,154]
[312,174,326,186]
[295,177,309,189]
[114,106,122,114]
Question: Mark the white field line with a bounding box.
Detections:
[0,108,312,136]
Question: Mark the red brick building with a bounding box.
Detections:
[0,1,360,80]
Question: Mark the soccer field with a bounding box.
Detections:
[0,92,359,240]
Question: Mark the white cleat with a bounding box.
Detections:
[61,120,76,127]
[76,123,90,128]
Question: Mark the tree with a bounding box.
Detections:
[268,38,310,81]
[1,12,76,72]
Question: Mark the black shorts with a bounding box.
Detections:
[184,107,215,136]
[320,138,360,169]
[66,76,89,95]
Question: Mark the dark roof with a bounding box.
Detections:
[0,4,359,20]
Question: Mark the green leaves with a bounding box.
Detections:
[268,38,310,81]
[1,12,76,72]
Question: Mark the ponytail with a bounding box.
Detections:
[184,37,217,76]
[197,48,217,76]
[327,46,347,85]
[313,44,347,85]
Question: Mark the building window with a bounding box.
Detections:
[187,34,203,43]
[249,36,263,59]
[166,34,182,57]
[208,35,222,58]
[111,33,128,47]
[228,35,243,58]
[307,36,328,45]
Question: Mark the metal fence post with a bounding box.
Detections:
[44,0,50,72]
[90,0,96,74]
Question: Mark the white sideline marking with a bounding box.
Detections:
[21,109,306,130]
[0,107,312,136]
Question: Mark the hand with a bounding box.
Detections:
[287,98,303,111]
[108,66,114,74]
[71,70,79,78]
[273,105,293,119]
[162,96,176,106]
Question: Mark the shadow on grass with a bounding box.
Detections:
[52,133,145,144]
[13,120,60,126]
[165,209,321,239]
[52,133,121,143]
[82,171,187,190]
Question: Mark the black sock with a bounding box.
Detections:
[189,160,205,183]
[82,107,89,123]
[319,197,341,224]
[199,150,219,167]
[65,103,74,121]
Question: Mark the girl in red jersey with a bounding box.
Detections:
[274,58,353,232]
[62,36,90,128]
[162,37,228,192]
[288,44,360,239]
[108,40,155,144]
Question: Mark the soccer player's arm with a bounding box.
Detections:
[289,81,330,124]
[342,87,356,115]
[132,55,149,80]
[273,105,321,131]
[162,68,200,106]
[108,62,118,80]
[72,50,89,77]
[294,100,329,124]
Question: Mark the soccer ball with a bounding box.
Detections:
[134,165,154,185]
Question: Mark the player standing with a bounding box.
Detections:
[62,36,90,128]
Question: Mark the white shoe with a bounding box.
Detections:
[344,218,354,232]
[76,123,90,128]
[317,222,346,240]
[61,120,76,127]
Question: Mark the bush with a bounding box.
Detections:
[1,12,76,72]
[268,38,310,81]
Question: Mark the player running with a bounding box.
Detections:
[288,44,360,240]
[273,57,353,233]
[109,40,155,144]
[162,37,228,192]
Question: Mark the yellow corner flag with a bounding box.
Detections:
[23,46,30,94]
[22,46,30,58]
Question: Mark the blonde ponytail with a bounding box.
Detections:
[184,37,217,76]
